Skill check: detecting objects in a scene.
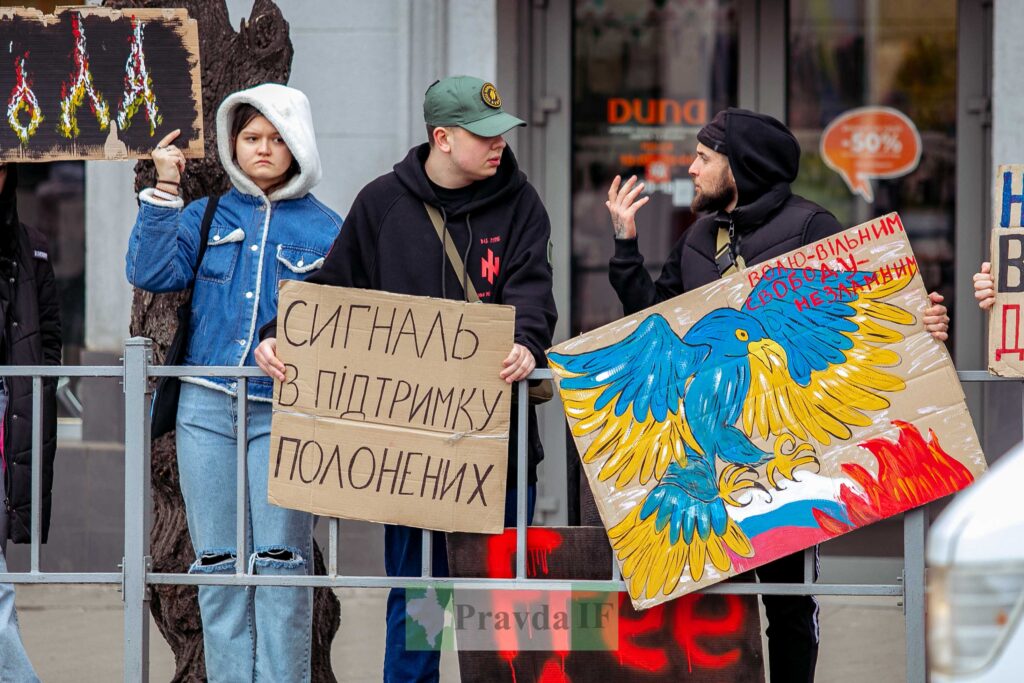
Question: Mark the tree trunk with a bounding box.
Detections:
[105,1,341,680]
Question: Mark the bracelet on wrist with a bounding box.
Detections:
[152,187,179,200]
[156,179,180,188]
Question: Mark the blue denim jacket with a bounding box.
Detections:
[126,187,342,400]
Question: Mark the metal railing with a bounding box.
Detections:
[0,338,1008,681]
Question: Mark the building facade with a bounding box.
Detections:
[74,0,1013,549]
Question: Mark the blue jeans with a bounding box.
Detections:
[383,486,536,683]
[0,381,40,683]
[0,541,39,683]
[176,382,313,683]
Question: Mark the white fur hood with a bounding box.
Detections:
[215,83,322,201]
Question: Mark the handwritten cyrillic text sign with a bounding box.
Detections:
[268,281,514,534]
[989,165,1024,375]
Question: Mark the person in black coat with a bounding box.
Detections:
[255,75,556,683]
[0,162,61,683]
[605,109,948,683]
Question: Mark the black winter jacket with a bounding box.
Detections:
[610,184,843,313]
[1,220,61,544]
[610,109,844,313]
[262,144,557,487]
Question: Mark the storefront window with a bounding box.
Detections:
[571,0,737,334]
[788,0,958,349]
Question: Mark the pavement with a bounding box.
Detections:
[13,585,906,682]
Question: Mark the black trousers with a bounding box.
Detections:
[753,547,820,683]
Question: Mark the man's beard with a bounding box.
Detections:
[692,180,736,213]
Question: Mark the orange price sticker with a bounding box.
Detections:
[820,106,921,203]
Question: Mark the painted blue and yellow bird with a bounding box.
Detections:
[549,266,917,600]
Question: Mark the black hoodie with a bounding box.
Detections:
[262,144,557,486]
[610,109,843,314]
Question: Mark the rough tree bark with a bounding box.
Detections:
[103,1,341,680]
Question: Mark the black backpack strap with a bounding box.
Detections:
[193,195,220,273]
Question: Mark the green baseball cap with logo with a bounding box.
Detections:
[424,76,526,138]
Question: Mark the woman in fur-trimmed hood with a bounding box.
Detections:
[125,84,342,683]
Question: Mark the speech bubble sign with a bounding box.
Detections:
[820,106,921,203]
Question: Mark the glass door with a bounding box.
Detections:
[787,0,959,351]
[571,0,739,334]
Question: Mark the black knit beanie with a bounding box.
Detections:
[696,109,728,155]
[698,108,800,206]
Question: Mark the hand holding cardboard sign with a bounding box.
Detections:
[974,262,995,310]
[923,291,949,341]
[606,175,650,240]
[254,337,286,382]
[500,342,536,383]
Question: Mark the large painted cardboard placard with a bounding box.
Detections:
[0,7,202,160]
[268,281,514,534]
[988,165,1024,375]
[550,213,986,610]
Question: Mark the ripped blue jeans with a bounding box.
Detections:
[176,381,313,683]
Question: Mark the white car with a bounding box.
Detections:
[928,443,1024,682]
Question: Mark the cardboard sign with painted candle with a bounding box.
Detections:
[549,213,986,610]
[988,165,1024,375]
[267,280,514,534]
[0,7,202,161]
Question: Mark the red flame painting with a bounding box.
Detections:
[814,420,975,535]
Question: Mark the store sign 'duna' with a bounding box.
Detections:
[607,98,707,126]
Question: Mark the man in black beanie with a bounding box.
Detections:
[604,108,950,682]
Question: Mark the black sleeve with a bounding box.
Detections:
[304,190,378,290]
[259,190,379,341]
[609,235,686,316]
[33,239,62,366]
[802,210,845,245]
[500,192,557,364]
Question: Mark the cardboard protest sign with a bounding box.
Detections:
[0,7,202,160]
[268,281,514,534]
[550,213,986,610]
[988,165,1024,375]
[446,527,765,682]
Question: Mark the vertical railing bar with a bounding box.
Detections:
[123,338,152,682]
[30,375,42,573]
[421,530,433,578]
[236,378,248,575]
[516,379,528,580]
[328,518,339,577]
[803,547,814,584]
[903,508,927,683]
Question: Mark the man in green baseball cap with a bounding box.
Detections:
[421,75,528,189]
[423,74,526,138]
[254,76,556,682]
